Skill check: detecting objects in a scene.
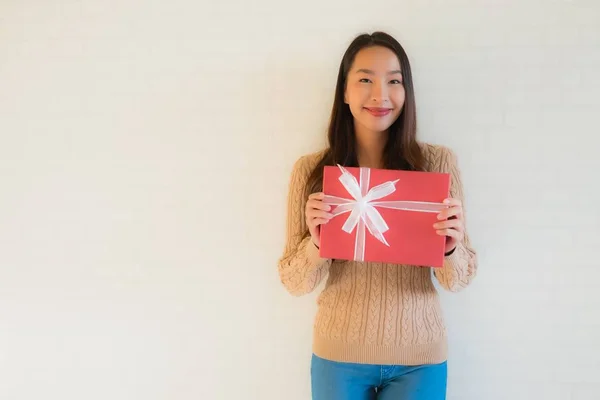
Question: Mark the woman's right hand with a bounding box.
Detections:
[305,192,333,248]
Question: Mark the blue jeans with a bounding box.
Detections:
[311,354,447,400]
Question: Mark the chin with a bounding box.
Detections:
[362,121,394,134]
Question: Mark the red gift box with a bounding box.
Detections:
[319,165,451,267]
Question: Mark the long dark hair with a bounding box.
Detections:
[304,31,425,201]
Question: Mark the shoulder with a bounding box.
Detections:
[418,142,458,173]
[290,149,327,179]
[419,141,457,162]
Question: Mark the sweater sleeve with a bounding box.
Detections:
[433,147,478,292]
[277,156,332,296]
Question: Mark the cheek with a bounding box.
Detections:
[348,102,364,118]
[392,87,406,104]
[346,91,367,113]
[348,83,370,101]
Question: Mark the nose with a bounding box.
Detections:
[371,81,389,103]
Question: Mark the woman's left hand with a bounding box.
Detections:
[433,198,464,254]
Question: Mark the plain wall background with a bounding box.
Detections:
[1,0,599,399]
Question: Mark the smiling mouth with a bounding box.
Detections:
[364,107,392,116]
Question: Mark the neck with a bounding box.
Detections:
[355,126,387,169]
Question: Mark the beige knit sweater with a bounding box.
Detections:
[277,143,477,366]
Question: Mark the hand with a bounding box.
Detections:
[305,192,333,248]
[433,197,464,254]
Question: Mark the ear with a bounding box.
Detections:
[344,89,348,104]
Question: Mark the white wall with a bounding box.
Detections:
[1,0,599,399]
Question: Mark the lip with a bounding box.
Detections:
[364,107,392,117]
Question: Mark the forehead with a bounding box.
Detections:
[351,46,401,73]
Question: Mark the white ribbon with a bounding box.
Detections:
[323,164,448,262]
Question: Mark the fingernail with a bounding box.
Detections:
[443,199,450,204]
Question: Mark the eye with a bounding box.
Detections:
[390,79,403,84]
[359,78,372,83]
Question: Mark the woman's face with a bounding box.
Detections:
[344,46,405,135]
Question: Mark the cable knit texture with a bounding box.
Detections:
[278,143,477,366]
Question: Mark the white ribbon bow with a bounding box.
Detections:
[323,165,447,262]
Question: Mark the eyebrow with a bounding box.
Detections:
[355,68,402,75]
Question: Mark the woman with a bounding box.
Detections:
[277,31,477,400]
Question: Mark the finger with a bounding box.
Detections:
[307,210,334,220]
[308,192,325,200]
[433,219,463,231]
[307,199,332,212]
[437,205,462,220]
[443,197,462,207]
[435,228,464,240]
